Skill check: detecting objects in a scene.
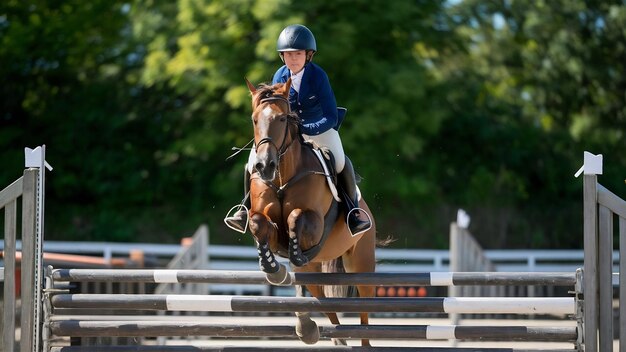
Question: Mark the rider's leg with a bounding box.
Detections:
[303,129,371,235]
[224,149,257,232]
[224,166,251,233]
[338,156,372,235]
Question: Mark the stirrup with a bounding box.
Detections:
[224,204,249,234]
[346,207,372,237]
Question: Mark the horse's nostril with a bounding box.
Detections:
[268,160,276,169]
[255,162,264,171]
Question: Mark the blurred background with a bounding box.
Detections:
[1,0,624,249]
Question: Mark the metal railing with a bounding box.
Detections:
[1,241,606,273]
[1,145,49,352]
[583,172,626,352]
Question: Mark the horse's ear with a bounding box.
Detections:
[282,77,292,98]
[245,77,256,94]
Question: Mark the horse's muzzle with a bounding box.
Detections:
[255,158,277,181]
[254,137,279,181]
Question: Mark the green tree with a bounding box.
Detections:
[1,0,624,249]
[126,0,450,244]
[0,1,149,240]
[419,0,626,248]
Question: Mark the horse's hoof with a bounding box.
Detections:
[296,318,320,344]
[259,258,280,274]
[266,264,291,285]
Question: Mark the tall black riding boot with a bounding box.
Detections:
[338,156,372,236]
[224,169,251,233]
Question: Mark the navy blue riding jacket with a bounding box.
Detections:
[272,62,345,135]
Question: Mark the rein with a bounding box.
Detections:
[226,95,292,162]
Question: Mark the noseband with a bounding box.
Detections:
[255,94,296,156]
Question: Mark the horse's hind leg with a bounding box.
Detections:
[301,260,352,346]
[341,225,377,347]
[304,283,347,346]
[294,283,320,344]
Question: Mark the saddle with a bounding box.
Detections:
[302,141,342,202]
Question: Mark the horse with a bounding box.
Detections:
[243,78,377,346]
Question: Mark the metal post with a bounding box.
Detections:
[598,205,614,351]
[21,145,51,352]
[583,174,599,352]
[619,217,626,352]
[449,221,460,329]
[20,168,38,352]
[579,151,605,352]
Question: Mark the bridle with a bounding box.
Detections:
[252,92,325,199]
[254,94,297,158]
[225,94,294,163]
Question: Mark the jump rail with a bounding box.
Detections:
[50,294,576,315]
[46,267,581,348]
[50,269,577,286]
[49,347,579,352]
[48,320,577,341]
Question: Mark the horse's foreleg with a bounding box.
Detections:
[287,209,322,267]
[249,213,289,284]
[294,284,320,344]
[249,213,282,272]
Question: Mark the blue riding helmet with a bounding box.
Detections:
[277,24,317,52]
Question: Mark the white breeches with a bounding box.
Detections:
[247,128,346,173]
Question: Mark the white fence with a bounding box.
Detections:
[1,239,611,273]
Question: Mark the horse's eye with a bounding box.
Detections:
[279,117,286,122]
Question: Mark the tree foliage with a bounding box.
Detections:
[1,0,624,248]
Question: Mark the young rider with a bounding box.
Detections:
[225,24,371,236]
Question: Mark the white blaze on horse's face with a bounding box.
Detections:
[254,104,282,182]
[262,106,274,120]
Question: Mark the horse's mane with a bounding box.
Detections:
[252,83,279,107]
[252,82,300,125]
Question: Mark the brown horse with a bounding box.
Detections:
[244,78,377,346]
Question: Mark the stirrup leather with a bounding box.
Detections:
[223,204,249,234]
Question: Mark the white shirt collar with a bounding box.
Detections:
[290,67,305,93]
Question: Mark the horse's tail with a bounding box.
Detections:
[376,235,395,248]
[321,257,357,298]
[321,235,394,298]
